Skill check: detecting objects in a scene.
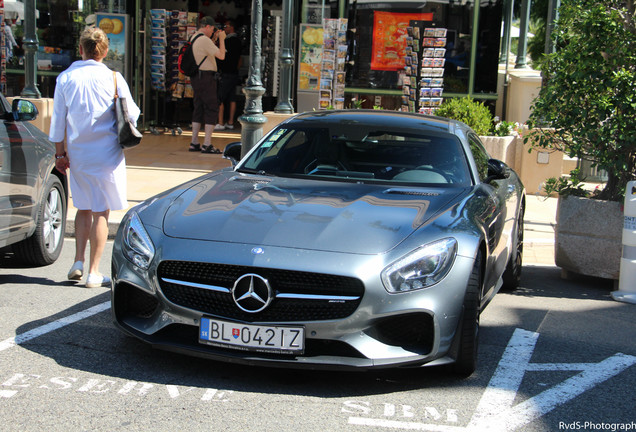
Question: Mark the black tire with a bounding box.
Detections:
[13,175,67,266]
[453,251,482,376]
[502,204,524,290]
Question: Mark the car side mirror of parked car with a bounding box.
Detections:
[11,99,39,122]
[486,159,510,182]
[223,141,243,167]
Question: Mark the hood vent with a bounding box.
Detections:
[384,188,440,197]
[230,176,272,185]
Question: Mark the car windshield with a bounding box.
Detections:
[239,124,472,186]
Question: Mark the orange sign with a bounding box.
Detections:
[371,11,433,71]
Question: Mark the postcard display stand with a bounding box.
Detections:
[319,18,348,110]
[149,9,196,133]
[401,25,447,114]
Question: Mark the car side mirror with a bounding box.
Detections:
[485,159,510,182]
[223,141,243,167]
[11,99,39,122]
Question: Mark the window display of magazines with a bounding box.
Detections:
[319,18,348,110]
[150,9,168,91]
[401,26,446,114]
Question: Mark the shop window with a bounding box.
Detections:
[302,0,339,24]
[474,0,503,95]
[3,0,128,98]
[344,0,502,96]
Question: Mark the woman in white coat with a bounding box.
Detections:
[50,27,140,288]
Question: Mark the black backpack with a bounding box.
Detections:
[178,33,207,77]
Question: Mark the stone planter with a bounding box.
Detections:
[479,135,519,169]
[555,195,623,280]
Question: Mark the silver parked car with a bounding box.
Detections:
[111,110,524,375]
[0,94,67,265]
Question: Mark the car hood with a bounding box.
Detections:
[162,172,466,254]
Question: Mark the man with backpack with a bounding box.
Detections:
[188,16,226,154]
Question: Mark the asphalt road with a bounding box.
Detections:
[1,239,635,432]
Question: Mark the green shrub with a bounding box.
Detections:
[541,168,591,199]
[435,97,493,136]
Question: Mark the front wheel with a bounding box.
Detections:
[502,203,524,290]
[13,175,67,266]
[453,251,483,376]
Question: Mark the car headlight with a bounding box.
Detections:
[122,212,155,270]
[381,238,457,293]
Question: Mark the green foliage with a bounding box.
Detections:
[542,168,591,199]
[348,98,366,109]
[435,97,493,136]
[490,120,517,137]
[527,0,636,202]
[527,0,550,68]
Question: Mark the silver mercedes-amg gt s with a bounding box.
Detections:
[111,110,525,375]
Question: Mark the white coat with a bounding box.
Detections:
[49,60,141,212]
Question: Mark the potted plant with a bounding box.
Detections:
[527,0,636,280]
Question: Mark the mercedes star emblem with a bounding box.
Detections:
[232,273,272,313]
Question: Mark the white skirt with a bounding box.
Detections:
[69,159,128,212]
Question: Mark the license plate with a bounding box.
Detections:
[199,317,305,354]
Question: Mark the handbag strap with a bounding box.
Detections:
[113,71,119,99]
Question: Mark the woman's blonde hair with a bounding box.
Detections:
[80,27,109,60]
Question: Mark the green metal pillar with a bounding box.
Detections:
[499,0,514,63]
[468,0,480,95]
[545,0,561,54]
[21,0,41,98]
[274,0,294,113]
[239,0,267,157]
[515,0,531,68]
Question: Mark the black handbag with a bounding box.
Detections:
[113,71,142,149]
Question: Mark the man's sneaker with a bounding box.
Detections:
[67,261,84,281]
[225,123,235,130]
[214,124,225,131]
[86,274,111,288]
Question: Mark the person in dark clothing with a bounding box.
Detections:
[215,19,242,131]
[190,16,226,153]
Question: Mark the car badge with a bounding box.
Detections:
[251,247,265,255]
[232,273,272,313]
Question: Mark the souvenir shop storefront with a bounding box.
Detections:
[1,0,504,128]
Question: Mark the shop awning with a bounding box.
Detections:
[3,0,39,22]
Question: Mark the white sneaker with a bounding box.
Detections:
[67,261,84,281]
[86,274,111,288]
[214,124,225,131]
[225,123,234,130]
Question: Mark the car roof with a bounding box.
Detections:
[284,110,466,135]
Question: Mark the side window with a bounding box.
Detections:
[468,134,489,181]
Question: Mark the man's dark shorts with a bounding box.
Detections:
[191,71,219,125]
[218,73,241,105]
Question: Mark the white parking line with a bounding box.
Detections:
[0,301,111,352]
[0,390,18,398]
[468,328,636,431]
[347,329,636,431]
